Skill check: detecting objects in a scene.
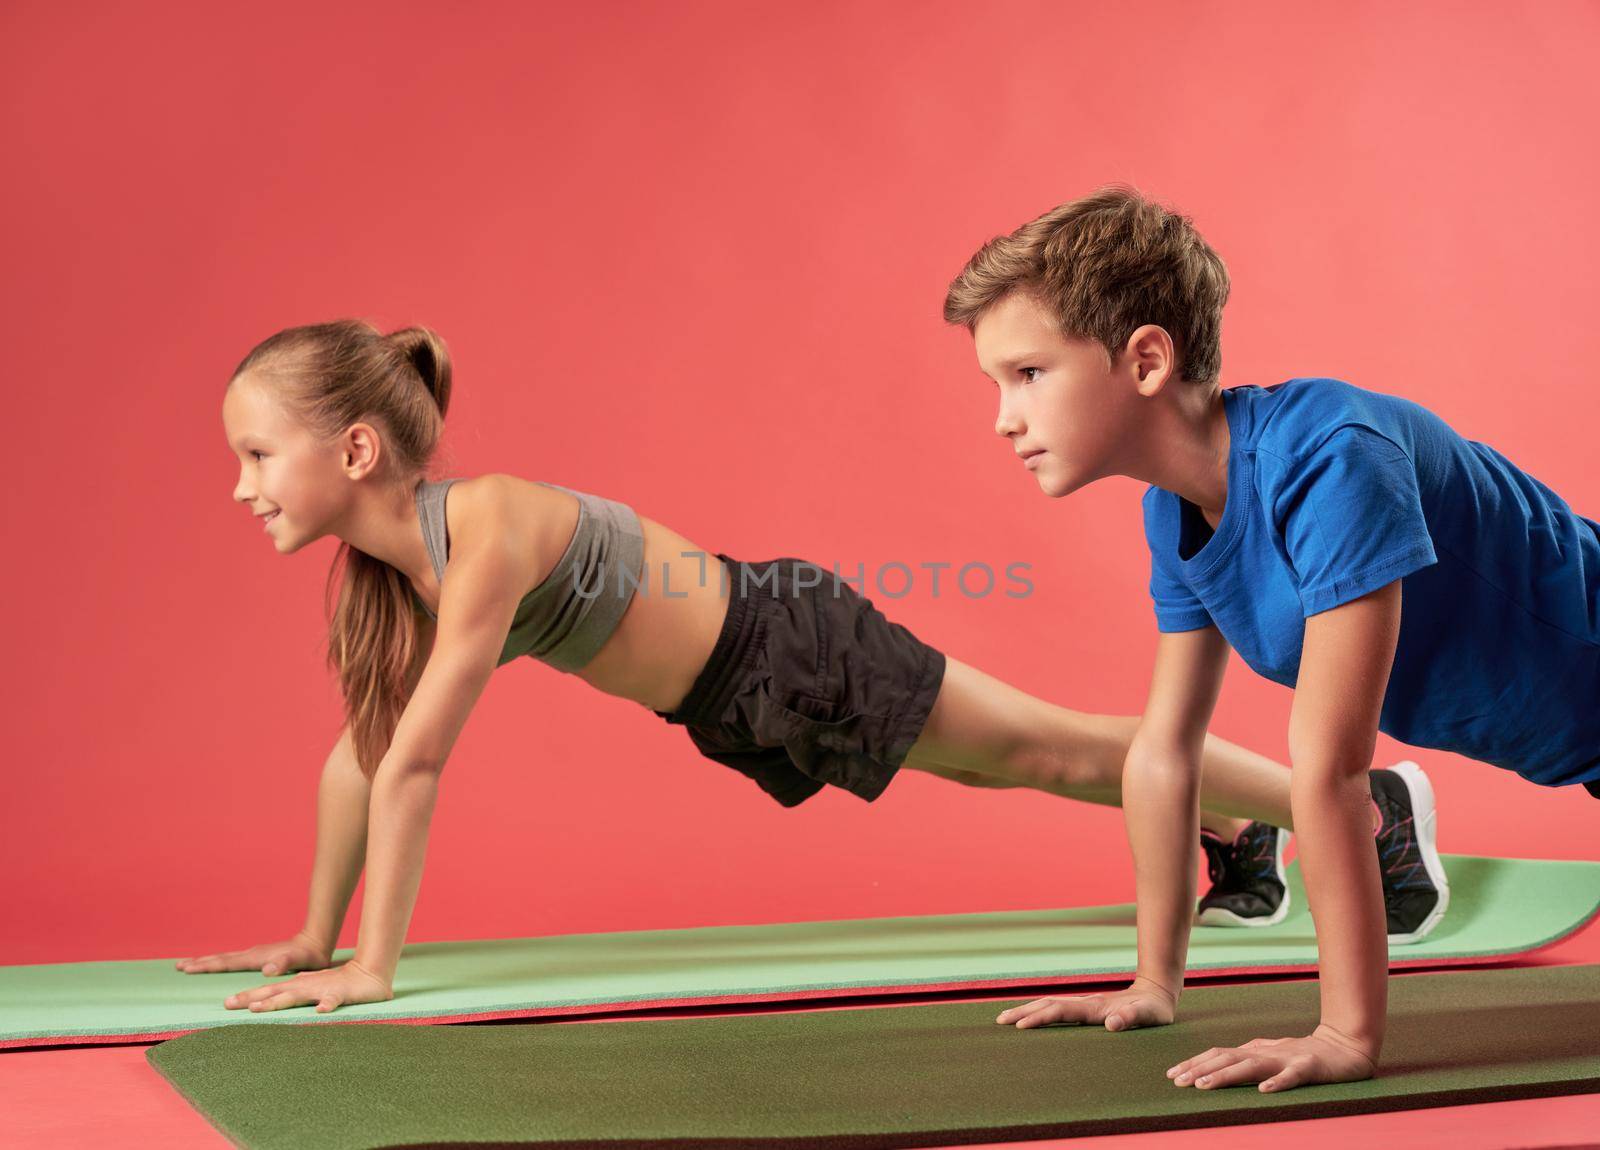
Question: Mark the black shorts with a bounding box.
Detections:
[653,554,947,807]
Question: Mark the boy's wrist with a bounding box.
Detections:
[1313,1019,1382,1064]
[1132,971,1182,1002]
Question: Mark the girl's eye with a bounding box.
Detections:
[251,450,266,460]
[1021,367,1041,383]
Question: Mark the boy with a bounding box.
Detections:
[943,185,1596,1092]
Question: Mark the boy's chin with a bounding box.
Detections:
[1034,469,1083,499]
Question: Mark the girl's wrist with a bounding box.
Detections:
[344,955,395,991]
[294,927,334,956]
[349,951,397,986]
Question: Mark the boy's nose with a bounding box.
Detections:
[994,404,1024,439]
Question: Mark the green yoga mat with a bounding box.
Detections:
[147,964,1600,1148]
[7,855,1597,1049]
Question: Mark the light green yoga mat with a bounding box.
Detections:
[7,855,1597,1048]
[146,964,1600,1148]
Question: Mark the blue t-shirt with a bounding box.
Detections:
[1142,378,1600,788]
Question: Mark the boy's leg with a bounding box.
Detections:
[902,655,1294,831]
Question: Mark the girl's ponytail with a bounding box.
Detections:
[387,326,453,418]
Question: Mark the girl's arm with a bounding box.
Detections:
[299,618,434,951]
[297,722,371,956]
[176,724,367,976]
[180,623,435,981]
[1168,579,1401,1093]
[998,624,1230,1032]
[224,478,536,1013]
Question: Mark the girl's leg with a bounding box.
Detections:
[902,656,1294,832]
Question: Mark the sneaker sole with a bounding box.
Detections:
[1195,826,1291,928]
[1385,760,1451,945]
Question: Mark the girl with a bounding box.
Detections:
[183,319,1418,1015]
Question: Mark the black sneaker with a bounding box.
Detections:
[1371,760,1450,944]
[1196,821,1291,927]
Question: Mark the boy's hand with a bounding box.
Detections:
[175,930,332,976]
[222,958,393,1014]
[996,975,1177,1032]
[1166,1022,1377,1092]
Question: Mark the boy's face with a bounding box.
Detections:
[971,291,1141,499]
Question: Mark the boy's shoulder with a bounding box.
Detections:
[1248,376,1370,436]
[1246,377,1423,462]
[1142,378,1437,544]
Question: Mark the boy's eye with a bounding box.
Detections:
[250,450,266,460]
[1020,367,1041,383]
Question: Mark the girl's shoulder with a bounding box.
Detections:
[439,473,572,532]
[435,473,582,585]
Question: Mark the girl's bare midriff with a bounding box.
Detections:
[574,515,731,712]
[506,478,731,714]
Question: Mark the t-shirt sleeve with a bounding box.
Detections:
[1141,487,1214,632]
[1266,425,1439,617]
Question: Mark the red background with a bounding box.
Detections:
[3,0,1597,966]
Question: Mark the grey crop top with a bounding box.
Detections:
[411,477,645,672]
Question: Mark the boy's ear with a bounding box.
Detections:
[1126,324,1177,397]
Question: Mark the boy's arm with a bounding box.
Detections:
[1125,624,1232,999]
[1287,579,1401,1061]
[997,623,1229,1033]
[1169,579,1401,1093]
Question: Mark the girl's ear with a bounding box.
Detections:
[340,421,384,479]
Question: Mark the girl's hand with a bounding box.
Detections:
[1166,1023,1378,1092]
[996,975,1178,1032]
[223,958,393,1014]
[175,930,332,976]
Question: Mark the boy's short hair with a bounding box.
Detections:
[943,184,1231,386]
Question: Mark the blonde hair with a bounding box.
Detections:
[228,319,453,779]
[943,184,1231,385]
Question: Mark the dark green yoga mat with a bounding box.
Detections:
[147,964,1600,1149]
[8,855,1598,1048]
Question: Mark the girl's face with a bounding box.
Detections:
[971,291,1147,499]
[222,374,346,553]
